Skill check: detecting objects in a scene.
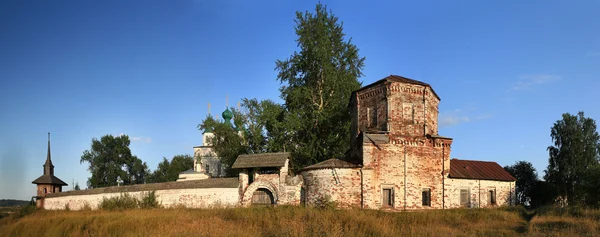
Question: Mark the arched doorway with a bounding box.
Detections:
[251,188,275,206]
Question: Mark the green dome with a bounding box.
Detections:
[203,126,213,134]
[222,108,233,121]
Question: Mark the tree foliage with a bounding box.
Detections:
[148,154,194,183]
[80,134,150,188]
[198,3,365,171]
[545,111,600,205]
[275,3,365,168]
[199,109,247,177]
[504,161,538,206]
[198,99,283,176]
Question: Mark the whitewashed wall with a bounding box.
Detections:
[44,188,239,210]
[444,178,516,208]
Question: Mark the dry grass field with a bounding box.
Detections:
[0,206,599,237]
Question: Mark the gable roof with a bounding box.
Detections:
[298,158,362,172]
[231,152,289,169]
[31,174,68,186]
[449,159,516,181]
[355,75,441,100]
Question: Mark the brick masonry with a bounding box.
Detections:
[302,77,515,210]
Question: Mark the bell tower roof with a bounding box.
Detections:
[32,133,67,186]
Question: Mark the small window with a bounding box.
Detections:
[382,188,394,207]
[460,189,470,207]
[422,188,431,206]
[43,188,47,194]
[489,190,496,205]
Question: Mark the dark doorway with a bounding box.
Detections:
[252,188,275,206]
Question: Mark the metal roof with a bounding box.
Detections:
[298,158,362,172]
[449,159,516,181]
[231,152,289,169]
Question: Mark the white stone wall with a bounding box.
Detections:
[444,178,516,208]
[43,188,239,210]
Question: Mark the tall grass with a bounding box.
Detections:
[528,207,600,236]
[1,205,598,236]
[0,206,526,237]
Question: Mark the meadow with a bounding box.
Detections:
[1,205,599,236]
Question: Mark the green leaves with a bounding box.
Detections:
[80,134,149,188]
[504,161,538,206]
[545,111,600,205]
[275,3,364,169]
[147,155,194,183]
[198,3,365,172]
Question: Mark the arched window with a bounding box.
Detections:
[43,188,47,194]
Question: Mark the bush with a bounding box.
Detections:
[139,191,161,209]
[99,193,140,211]
[99,191,161,210]
[81,202,93,211]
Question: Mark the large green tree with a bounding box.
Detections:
[80,134,150,188]
[275,3,365,168]
[545,111,600,205]
[504,161,538,206]
[198,3,365,172]
[148,154,194,183]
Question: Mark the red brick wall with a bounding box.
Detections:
[353,82,440,137]
[361,137,452,210]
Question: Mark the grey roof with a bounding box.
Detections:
[31,174,68,186]
[32,133,66,186]
[45,178,239,198]
[231,152,289,169]
[363,133,389,145]
[299,159,362,172]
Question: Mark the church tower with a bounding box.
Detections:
[32,133,67,208]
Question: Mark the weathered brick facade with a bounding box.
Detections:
[302,75,516,210]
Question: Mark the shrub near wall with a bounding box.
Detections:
[99,191,160,210]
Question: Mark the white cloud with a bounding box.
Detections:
[439,109,492,128]
[119,133,151,143]
[439,114,470,127]
[511,74,561,91]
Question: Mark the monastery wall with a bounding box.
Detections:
[42,178,240,210]
[43,188,239,210]
[301,168,362,208]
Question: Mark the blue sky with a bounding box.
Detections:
[1,0,599,200]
